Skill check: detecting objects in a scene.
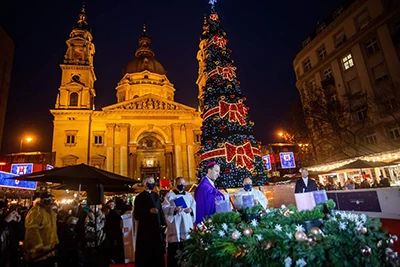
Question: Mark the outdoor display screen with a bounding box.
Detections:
[279,152,296,169]
[262,155,272,170]
[0,170,37,190]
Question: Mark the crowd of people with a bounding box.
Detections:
[0,162,270,267]
[0,192,132,267]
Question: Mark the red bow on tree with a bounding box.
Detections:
[225,141,255,170]
[219,101,247,125]
[210,35,227,49]
[210,14,219,21]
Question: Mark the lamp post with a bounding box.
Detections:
[20,137,33,152]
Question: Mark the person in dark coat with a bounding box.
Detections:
[134,177,166,267]
[294,167,318,193]
[105,200,124,264]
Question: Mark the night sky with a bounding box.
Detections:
[0,0,340,153]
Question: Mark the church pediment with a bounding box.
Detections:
[102,94,196,112]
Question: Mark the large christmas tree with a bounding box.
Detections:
[197,3,267,188]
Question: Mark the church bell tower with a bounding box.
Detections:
[55,4,96,109]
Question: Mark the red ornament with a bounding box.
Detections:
[207,140,212,144]
[243,138,249,143]
[220,125,226,130]
[236,80,241,85]
[242,97,247,101]
[201,126,204,130]
[218,82,224,86]
[226,63,231,67]
[224,168,231,174]
[230,94,235,99]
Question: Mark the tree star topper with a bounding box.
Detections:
[209,0,217,7]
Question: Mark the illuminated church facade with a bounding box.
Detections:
[51,8,204,183]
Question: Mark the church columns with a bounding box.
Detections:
[106,123,115,172]
[164,144,174,181]
[119,123,129,176]
[172,124,182,177]
[129,144,138,179]
[185,124,195,184]
[114,125,121,174]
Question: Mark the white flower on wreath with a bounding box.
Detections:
[284,257,292,267]
[296,258,307,267]
[281,204,287,210]
[218,230,225,237]
[265,209,271,214]
[295,224,305,232]
[286,232,293,240]
[339,222,347,231]
[221,223,228,231]
[255,234,263,241]
[360,214,367,223]
[251,219,258,227]
[275,224,282,232]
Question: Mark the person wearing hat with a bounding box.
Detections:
[23,192,59,266]
[195,162,225,224]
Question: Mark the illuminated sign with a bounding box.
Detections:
[262,155,272,170]
[46,164,54,170]
[11,163,33,175]
[279,152,296,169]
[0,171,37,190]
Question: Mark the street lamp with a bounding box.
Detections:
[20,137,33,152]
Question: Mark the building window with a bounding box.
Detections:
[347,78,361,94]
[66,135,76,145]
[194,133,201,143]
[355,105,368,121]
[308,79,317,90]
[333,6,344,19]
[384,98,397,112]
[65,130,78,145]
[119,92,126,102]
[302,37,311,48]
[389,127,400,139]
[334,30,346,48]
[364,37,380,56]
[355,10,370,30]
[317,45,326,60]
[372,63,389,82]
[302,58,312,72]
[364,135,377,144]
[316,23,326,34]
[342,53,354,70]
[323,68,332,79]
[94,135,103,145]
[70,92,78,106]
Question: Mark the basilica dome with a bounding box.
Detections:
[123,26,166,75]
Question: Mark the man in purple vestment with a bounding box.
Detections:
[195,162,225,224]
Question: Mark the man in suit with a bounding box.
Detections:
[295,167,318,193]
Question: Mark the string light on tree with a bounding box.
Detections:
[197,4,267,188]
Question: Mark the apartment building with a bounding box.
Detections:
[293,0,400,162]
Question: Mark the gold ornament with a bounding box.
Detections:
[307,235,317,245]
[213,116,219,121]
[249,121,254,126]
[222,51,226,55]
[218,143,224,148]
[310,227,322,236]
[227,83,232,88]
[215,61,220,65]
[243,227,253,237]
[295,231,307,242]
[220,96,226,100]
[261,240,275,250]
[360,245,372,257]
[238,99,243,104]
[204,105,209,110]
[232,231,241,240]
[207,87,212,91]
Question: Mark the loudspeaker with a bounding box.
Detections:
[86,183,104,205]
